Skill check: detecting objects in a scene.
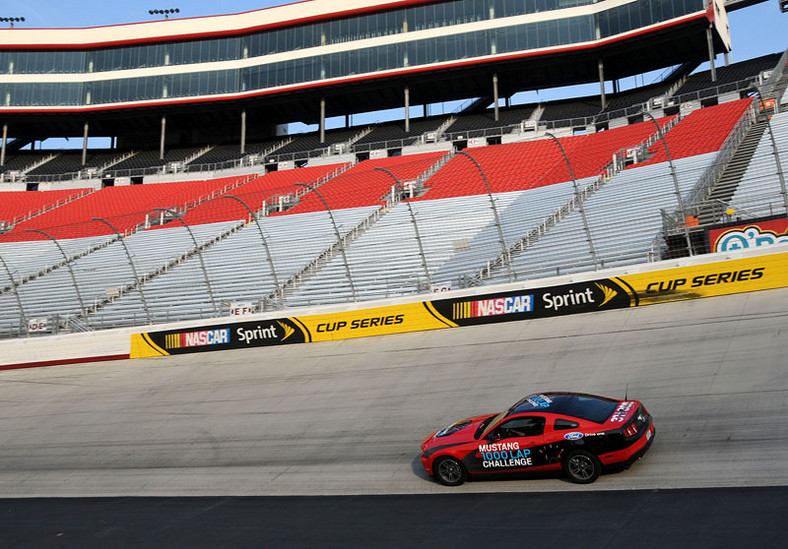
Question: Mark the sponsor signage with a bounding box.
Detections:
[708,217,788,253]
[433,279,633,327]
[131,253,788,359]
[28,318,50,333]
[229,302,255,316]
[131,319,307,357]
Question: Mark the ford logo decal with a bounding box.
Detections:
[564,432,584,441]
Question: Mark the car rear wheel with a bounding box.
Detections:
[434,456,467,486]
[563,450,601,484]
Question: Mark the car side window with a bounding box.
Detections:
[554,418,580,431]
[495,416,545,439]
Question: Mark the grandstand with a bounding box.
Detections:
[0,0,786,337]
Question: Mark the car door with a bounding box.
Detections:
[469,415,547,475]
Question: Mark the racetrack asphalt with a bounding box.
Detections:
[0,287,786,545]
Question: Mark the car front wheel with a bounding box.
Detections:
[563,450,601,484]
[434,456,467,486]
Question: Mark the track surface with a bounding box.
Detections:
[1,288,787,497]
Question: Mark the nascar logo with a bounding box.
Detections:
[453,295,533,320]
[166,328,230,349]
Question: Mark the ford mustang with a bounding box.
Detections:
[420,392,654,486]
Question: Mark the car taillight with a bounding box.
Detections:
[624,423,639,438]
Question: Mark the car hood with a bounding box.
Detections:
[421,414,493,450]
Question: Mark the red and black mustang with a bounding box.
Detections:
[420,392,654,486]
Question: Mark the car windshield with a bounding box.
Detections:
[475,411,506,440]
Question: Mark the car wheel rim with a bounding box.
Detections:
[568,455,595,480]
[438,460,461,483]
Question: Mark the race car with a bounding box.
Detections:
[420,392,654,486]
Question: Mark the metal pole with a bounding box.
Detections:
[82,122,89,166]
[598,59,606,110]
[750,84,788,216]
[159,115,167,161]
[707,26,717,83]
[319,98,326,144]
[404,86,411,134]
[375,167,432,289]
[240,109,247,156]
[155,208,219,316]
[456,150,513,282]
[92,217,153,323]
[641,112,694,256]
[26,229,88,319]
[545,132,599,269]
[223,194,285,306]
[1,123,7,167]
[493,74,500,122]
[295,182,357,301]
[0,253,27,333]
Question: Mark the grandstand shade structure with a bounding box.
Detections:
[0,0,733,148]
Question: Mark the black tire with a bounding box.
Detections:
[563,450,601,484]
[434,456,467,486]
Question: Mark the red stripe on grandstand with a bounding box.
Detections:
[0,13,709,114]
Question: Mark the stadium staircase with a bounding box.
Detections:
[696,120,767,225]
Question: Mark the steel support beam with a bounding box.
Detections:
[223,194,285,307]
[91,217,153,323]
[456,150,513,282]
[375,167,431,289]
[545,132,599,270]
[641,113,694,256]
[750,85,788,217]
[26,229,88,320]
[295,182,357,301]
[155,208,219,316]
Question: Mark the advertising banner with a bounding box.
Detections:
[131,252,788,359]
[708,217,788,253]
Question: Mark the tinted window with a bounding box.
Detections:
[554,418,580,431]
[496,416,545,438]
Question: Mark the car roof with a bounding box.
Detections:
[508,392,622,424]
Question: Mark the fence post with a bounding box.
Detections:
[223,194,285,307]
[750,84,788,218]
[0,253,27,335]
[375,167,432,290]
[641,112,694,256]
[545,132,599,269]
[92,217,153,324]
[295,182,358,301]
[456,150,513,283]
[26,228,88,321]
[155,208,219,316]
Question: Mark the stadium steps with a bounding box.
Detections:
[276,207,386,304]
[78,219,248,322]
[697,120,768,225]
[277,154,452,301]
[19,153,59,175]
